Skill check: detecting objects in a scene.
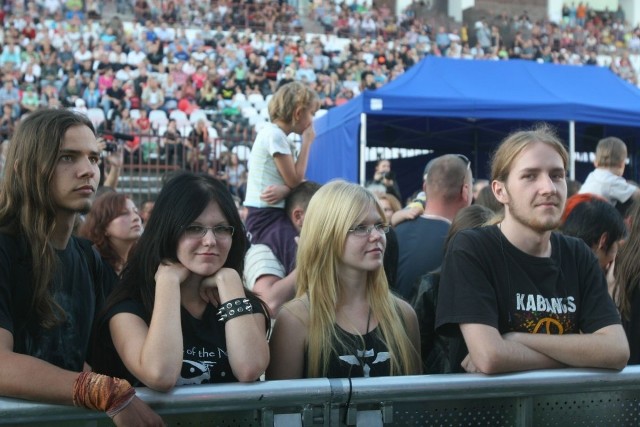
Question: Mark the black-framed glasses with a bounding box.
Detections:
[348,223,390,237]
[183,224,235,239]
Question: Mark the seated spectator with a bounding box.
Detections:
[20,85,40,114]
[101,78,127,117]
[224,153,247,200]
[0,104,16,138]
[0,79,21,119]
[135,109,156,162]
[93,172,270,390]
[161,119,184,166]
[60,76,83,108]
[196,80,218,110]
[141,78,165,112]
[113,107,138,156]
[413,204,493,373]
[40,84,60,109]
[82,80,101,109]
[188,119,210,171]
[267,181,421,379]
[78,193,143,278]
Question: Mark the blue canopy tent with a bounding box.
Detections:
[307,57,640,200]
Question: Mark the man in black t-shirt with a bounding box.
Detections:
[436,126,629,374]
[101,78,126,117]
[0,110,162,425]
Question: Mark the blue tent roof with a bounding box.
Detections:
[308,56,640,192]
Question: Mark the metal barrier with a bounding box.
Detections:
[2,367,640,426]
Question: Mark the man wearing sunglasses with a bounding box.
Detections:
[395,154,473,301]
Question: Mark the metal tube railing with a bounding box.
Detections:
[2,367,640,425]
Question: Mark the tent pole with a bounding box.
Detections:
[359,113,367,186]
[569,121,576,180]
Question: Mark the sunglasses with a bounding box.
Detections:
[456,154,471,171]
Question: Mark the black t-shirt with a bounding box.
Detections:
[436,226,621,338]
[106,86,125,101]
[0,234,111,371]
[102,296,267,386]
[395,217,450,300]
[383,227,399,289]
[304,326,391,378]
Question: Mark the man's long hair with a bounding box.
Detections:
[0,109,95,328]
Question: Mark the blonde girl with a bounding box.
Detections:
[267,181,421,379]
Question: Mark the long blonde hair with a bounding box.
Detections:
[296,181,419,377]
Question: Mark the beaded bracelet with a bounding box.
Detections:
[217,297,253,322]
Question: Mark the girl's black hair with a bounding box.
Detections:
[92,172,268,379]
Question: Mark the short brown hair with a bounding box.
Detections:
[425,154,470,202]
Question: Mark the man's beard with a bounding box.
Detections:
[506,199,562,233]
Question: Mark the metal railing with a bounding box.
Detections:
[2,367,640,426]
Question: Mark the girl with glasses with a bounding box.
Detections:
[267,181,421,379]
[93,172,270,391]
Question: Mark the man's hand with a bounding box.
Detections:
[106,145,124,168]
[112,396,164,426]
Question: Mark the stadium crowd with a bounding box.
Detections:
[1,2,640,422]
[0,0,639,171]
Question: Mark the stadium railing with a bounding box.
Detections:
[1,366,640,426]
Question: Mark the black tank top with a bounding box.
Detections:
[304,325,392,378]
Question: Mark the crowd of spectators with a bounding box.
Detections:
[1,0,640,177]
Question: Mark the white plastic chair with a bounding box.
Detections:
[247,93,265,106]
[169,110,188,122]
[232,145,252,162]
[189,109,209,125]
[149,109,169,128]
[86,108,106,129]
[241,106,258,118]
[233,93,247,103]
[129,109,141,120]
[207,126,219,139]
